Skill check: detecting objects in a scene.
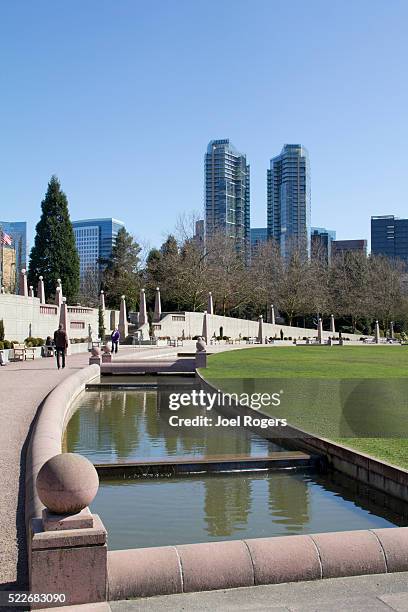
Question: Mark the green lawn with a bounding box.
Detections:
[203,346,408,469]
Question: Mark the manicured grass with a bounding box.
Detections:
[203,346,408,469]
[205,345,408,379]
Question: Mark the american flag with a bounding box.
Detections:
[1,231,12,246]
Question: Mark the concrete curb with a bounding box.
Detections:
[107,527,408,599]
[25,364,100,528]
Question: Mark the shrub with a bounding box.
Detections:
[284,337,288,341]
[0,319,4,342]
[3,340,11,349]
[0,341,3,350]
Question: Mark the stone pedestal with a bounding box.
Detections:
[195,351,207,369]
[102,352,112,363]
[30,513,107,608]
[89,355,102,366]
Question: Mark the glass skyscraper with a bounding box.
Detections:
[371,215,408,265]
[205,139,250,260]
[72,218,124,278]
[267,144,311,258]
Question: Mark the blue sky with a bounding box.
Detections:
[1,0,407,251]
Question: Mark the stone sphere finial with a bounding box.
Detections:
[36,453,99,514]
[39,275,43,280]
[103,342,111,354]
[196,337,206,352]
[100,289,104,294]
[21,268,26,274]
[91,346,101,357]
[121,295,125,300]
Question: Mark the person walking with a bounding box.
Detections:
[111,327,120,353]
[53,324,68,369]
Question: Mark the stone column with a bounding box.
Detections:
[207,292,214,315]
[30,454,107,608]
[119,295,128,339]
[317,317,323,344]
[270,304,275,325]
[257,315,264,344]
[330,314,335,334]
[19,269,28,297]
[29,285,34,298]
[153,287,161,322]
[390,321,394,340]
[100,290,105,311]
[55,287,63,308]
[202,311,209,344]
[195,337,207,368]
[59,300,68,332]
[375,320,380,344]
[138,288,147,326]
[37,276,45,304]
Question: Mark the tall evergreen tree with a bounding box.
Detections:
[101,227,141,310]
[28,176,80,303]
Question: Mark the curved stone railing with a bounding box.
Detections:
[107,527,408,599]
[25,364,100,527]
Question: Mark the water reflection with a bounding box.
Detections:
[92,470,403,551]
[64,386,282,463]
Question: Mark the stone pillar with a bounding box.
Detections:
[202,311,209,344]
[390,321,394,340]
[55,287,63,308]
[207,292,214,315]
[102,342,112,363]
[153,287,161,322]
[138,288,147,326]
[19,269,28,297]
[89,346,102,366]
[195,337,207,368]
[100,290,105,311]
[330,314,335,334]
[317,317,323,344]
[59,300,68,333]
[29,285,34,298]
[37,276,45,304]
[270,304,275,325]
[375,320,380,344]
[30,454,107,608]
[257,315,264,344]
[119,295,128,339]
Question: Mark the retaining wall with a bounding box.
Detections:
[0,293,117,342]
[155,311,365,341]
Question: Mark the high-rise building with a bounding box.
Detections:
[267,144,311,258]
[0,221,27,292]
[250,227,268,255]
[332,239,367,257]
[311,227,336,264]
[193,219,205,250]
[72,218,124,278]
[371,215,408,265]
[205,139,250,259]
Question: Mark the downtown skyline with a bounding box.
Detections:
[2,1,408,251]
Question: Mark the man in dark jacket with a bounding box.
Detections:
[111,327,120,353]
[54,324,68,369]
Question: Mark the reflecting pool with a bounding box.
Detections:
[92,470,404,550]
[64,385,283,463]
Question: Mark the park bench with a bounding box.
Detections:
[12,343,36,361]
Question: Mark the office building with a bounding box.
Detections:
[250,227,268,255]
[267,144,311,258]
[205,139,250,259]
[193,219,205,250]
[371,215,408,265]
[0,221,27,292]
[332,239,367,257]
[72,218,124,278]
[311,227,336,264]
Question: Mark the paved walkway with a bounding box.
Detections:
[0,346,177,591]
[110,572,408,611]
